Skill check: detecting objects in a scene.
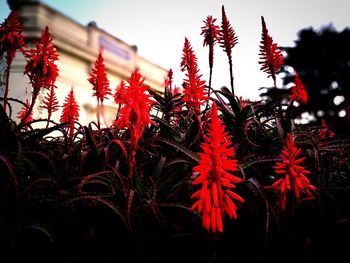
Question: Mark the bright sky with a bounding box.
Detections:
[1,0,349,100]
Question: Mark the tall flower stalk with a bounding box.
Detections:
[0,11,25,113]
[114,71,154,192]
[218,5,238,95]
[191,103,244,234]
[201,15,219,91]
[259,16,284,88]
[23,26,58,124]
[88,52,111,128]
[270,133,316,210]
[60,87,79,140]
[180,37,207,118]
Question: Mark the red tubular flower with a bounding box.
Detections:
[0,11,25,61]
[259,16,284,87]
[290,73,308,104]
[114,80,127,104]
[218,6,238,64]
[180,38,207,115]
[114,71,154,142]
[60,87,79,140]
[41,85,59,125]
[114,71,154,189]
[21,26,58,125]
[17,99,33,127]
[88,52,111,105]
[271,133,316,210]
[201,16,220,71]
[0,11,26,113]
[191,103,244,234]
[218,5,238,94]
[24,26,59,94]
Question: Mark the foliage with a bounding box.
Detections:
[1,7,350,263]
[262,25,350,134]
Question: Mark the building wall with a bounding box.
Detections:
[1,1,167,127]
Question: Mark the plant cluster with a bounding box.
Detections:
[0,7,349,263]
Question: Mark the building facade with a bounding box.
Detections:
[1,0,167,126]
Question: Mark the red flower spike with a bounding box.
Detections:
[290,73,308,104]
[0,11,25,61]
[218,5,238,94]
[180,37,197,72]
[201,16,220,70]
[114,70,154,142]
[60,87,80,140]
[191,103,244,234]
[41,85,59,124]
[114,80,127,104]
[88,52,111,105]
[114,71,154,190]
[17,99,33,127]
[180,38,207,115]
[270,133,316,210]
[24,26,59,93]
[218,6,238,64]
[259,16,284,87]
[1,11,26,113]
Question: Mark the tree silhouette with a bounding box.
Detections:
[261,25,350,134]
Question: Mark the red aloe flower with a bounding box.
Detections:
[88,52,111,104]
[259,16,284,87]
[113,80,126,120]
[114,71,154,190]
[113,80,126,104]
[41,85,59,126]
[218,5,238,95]
[24,26,59,93]
[318,119,335,139]
[0,11,26,113]
[17,99,33,128]
[191,103,244,234]
[201,15,219,89]
[60,87,80,140]
[290,73,308,104]
[114,71,154,137]
[180,38,207,116]
[88,52,111,127]
[0,11,25,61]
[21,26,58,126]
[270,133,316,210]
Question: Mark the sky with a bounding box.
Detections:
[1,0,349,100]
